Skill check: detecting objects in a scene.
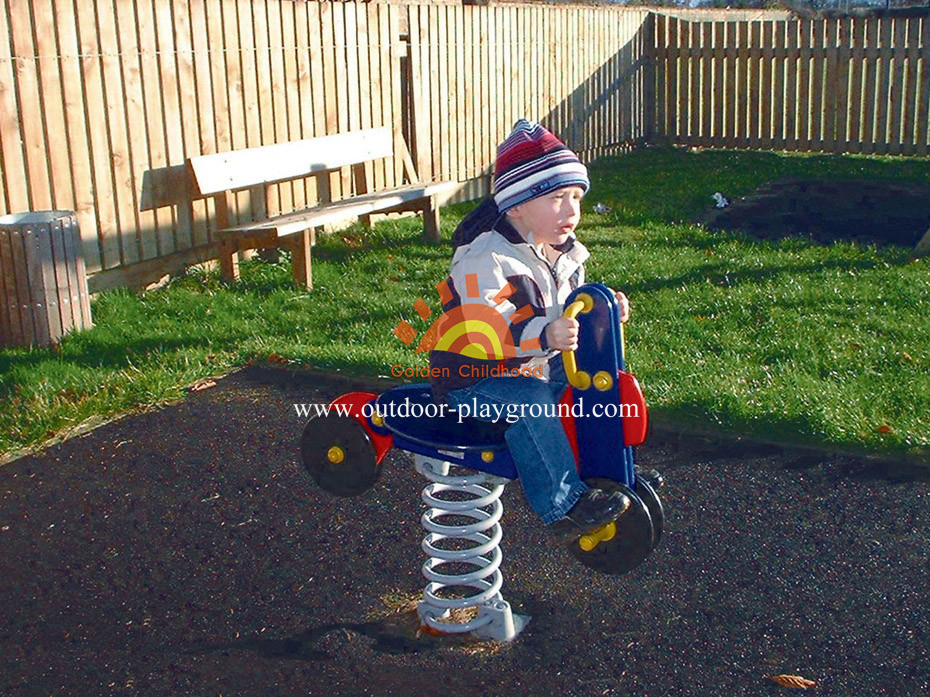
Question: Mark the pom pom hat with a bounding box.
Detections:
[492,119,590,214]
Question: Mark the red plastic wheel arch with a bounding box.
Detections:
[329,392,394,465]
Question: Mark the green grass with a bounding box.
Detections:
[1,147,929,462]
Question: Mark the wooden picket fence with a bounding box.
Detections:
[0,1,652,290]
[654,13,930,156]
[0,2,928,292]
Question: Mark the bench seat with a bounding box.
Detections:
[218,181,460,238]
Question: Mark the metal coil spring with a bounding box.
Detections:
[414,455,506,634]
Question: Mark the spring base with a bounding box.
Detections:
[414,454,530,642]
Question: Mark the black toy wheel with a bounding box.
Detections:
[300,414,380,497]
[567,478,655,575]
[635,475,664,549]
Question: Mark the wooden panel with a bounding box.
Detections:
[823,19,838,153]
[0,1,28,219]
[710,21,723,143]
[408,5,425,181]
[654,14,666,140]
[862,18,879,155]
[174,0,210,250]
[798,20,812,151]
[387,4,404,188]
[700,22,712,142]
[306,2,331,198]
[785,19,798,151]
[293,0,318,204]
[32,1,73,215]
[49,219,73,335]
[318,3,340,197]
[432,6,446,182]
[875,18,893,154]
[848,18,865,154]
[21,226,51,347]
[136,0,173,258]
[154,0,189,250]
[678,19,689,144]
[901,17,920,156]
[8,1,53,212]
[761,21,773,149]
[889,17,907,155]
[50,0,99,270]
[333,4,351,196]
[281,0,306,208]
[480,6,490,172]
[834,18,851,154]
[725,21,737,148]
[0,229,25,347]
[737,21,750,149]
[749,21,762,150]
[666,17,678,143]
[270,0,297,210]
[772,20,786,149]
[74,0,121,268]
[917,17,930,157]
[8,228,36,345]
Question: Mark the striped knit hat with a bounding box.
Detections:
[492,120,589,214]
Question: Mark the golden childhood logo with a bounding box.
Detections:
[392,273,545,359]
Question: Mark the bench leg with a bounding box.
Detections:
[218,236,240,282]
[291,228,314,291]
[359,213,373,229]
[423,194,440,242]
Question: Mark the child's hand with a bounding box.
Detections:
[545,317,579,352]
[614,290,631,323]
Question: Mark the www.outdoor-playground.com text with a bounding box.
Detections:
[293,398,639,425]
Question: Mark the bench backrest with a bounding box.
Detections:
[188,127,393,197]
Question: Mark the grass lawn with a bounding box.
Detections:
[1,146,929,463]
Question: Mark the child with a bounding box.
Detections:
[430,120,632,543]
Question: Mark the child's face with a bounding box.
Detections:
[506,185,585,247]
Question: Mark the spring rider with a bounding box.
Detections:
[300,283,665,641]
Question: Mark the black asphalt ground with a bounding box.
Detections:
[2,367,928,696]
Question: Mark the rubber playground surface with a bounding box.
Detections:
[1,367,928,696]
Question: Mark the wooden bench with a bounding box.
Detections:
[187,127,458,289]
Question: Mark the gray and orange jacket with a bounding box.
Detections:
[429,205,589,403]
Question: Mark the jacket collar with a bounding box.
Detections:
[491,213,589,266]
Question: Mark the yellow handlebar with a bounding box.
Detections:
[561,293,594,390]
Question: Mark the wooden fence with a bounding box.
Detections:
[0,1,652,291]
[2,2,929,292]
[654,13,930,156]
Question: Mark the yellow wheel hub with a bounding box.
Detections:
[578,522,617,552]
[326,446,345,464]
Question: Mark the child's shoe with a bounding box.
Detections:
[550,489,631,544]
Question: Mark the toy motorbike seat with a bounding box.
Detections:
[375,384,517,479]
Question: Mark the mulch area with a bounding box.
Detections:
[1,366,928,696]
[701,179,930,249]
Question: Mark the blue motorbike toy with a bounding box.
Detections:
[301,282,664,566]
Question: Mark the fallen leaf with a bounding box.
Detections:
[767,674,817,689]
[902,352,913,362]
[190,379,217,392]
[267,354,288,365]
[877,425,892,434]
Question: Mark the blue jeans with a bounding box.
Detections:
[444,356,588,525]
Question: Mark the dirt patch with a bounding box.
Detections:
[701,178,930,248]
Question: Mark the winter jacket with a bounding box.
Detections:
[429,199,590,403]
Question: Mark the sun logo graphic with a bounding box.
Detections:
[392,273,544,359]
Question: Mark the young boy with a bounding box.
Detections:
[430,120,632,543]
